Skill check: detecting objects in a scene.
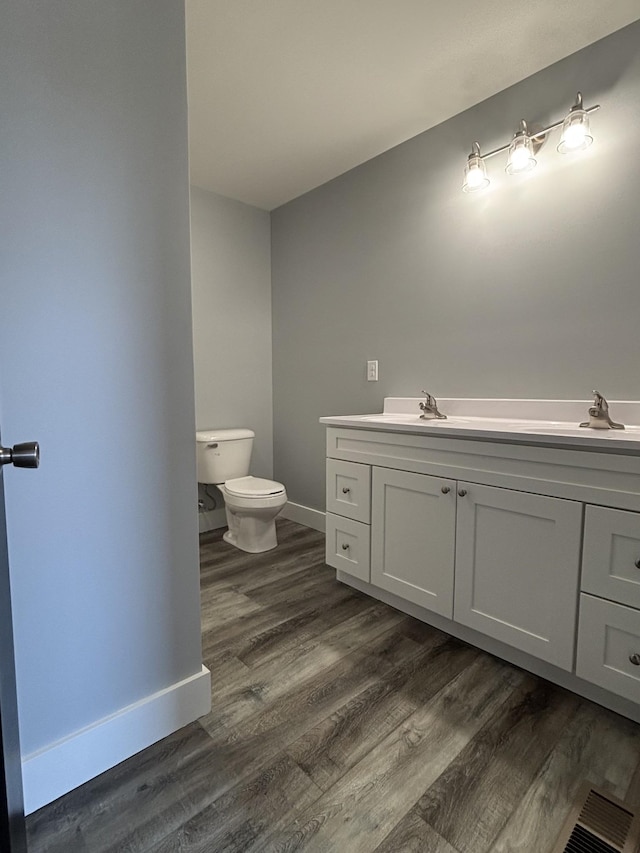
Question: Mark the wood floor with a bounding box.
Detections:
[27,519,640,852]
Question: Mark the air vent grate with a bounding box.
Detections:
[563,824,622,853]
[579,790,634,848]
[552,783,640,853]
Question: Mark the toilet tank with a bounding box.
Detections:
[196,428,254,484]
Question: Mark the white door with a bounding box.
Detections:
[371,467,456,617]
[454,482,582,670]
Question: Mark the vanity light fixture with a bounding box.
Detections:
[463,92,599,193]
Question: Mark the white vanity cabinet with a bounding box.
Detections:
[321,419,640,721]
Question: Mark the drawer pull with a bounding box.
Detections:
[341,543,350,551]
[441,486,451,494]
[458,488,467,497]
[629,654,640,666]
[342,487,351,494]
[635,559,640,569]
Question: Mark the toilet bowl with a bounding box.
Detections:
[195,428,287,553]
[221,476,287,553]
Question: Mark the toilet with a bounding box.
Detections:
[196,428,287,553]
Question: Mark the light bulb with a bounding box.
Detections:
[506,133,536,175]
[463,153,489,193]
[558,110,593,153]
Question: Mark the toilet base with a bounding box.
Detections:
[223,512,279,553]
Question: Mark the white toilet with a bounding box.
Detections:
[196,428,287,553]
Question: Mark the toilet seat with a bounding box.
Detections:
[224,476,286,498]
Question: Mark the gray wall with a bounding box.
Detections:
[190,186,273,481]
[272,22,640,512]
[0,0,202,757]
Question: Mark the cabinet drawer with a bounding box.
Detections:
[582,505,640,608]
[326,459,371,523]
[325,513,370,582]
[576,594,640,703]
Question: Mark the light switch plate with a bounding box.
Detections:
[367,360,378,381]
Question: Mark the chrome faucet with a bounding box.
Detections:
[419,390,447,420]
[579,390,625,430]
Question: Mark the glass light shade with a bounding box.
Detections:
[463,154,489,192]
[558,109,593,153]
[506,134,536,175]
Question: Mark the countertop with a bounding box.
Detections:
[320,398,640,455]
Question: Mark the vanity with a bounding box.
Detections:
[320,397,640,722]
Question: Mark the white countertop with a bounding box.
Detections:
[320,398,640,454]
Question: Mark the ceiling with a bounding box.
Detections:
[186,1,640,211]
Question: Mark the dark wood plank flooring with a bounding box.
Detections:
[26,519,640,852]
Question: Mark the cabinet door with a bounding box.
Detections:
[454,483,582,670]
[371,467,456,617]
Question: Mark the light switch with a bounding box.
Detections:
[367,360,378,381]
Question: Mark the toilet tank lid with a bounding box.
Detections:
[224,476,286,497]
[196,428,255,442]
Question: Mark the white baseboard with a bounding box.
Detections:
[280,501,326,532]
[22,664,211,815]
[199,503,325,534]
[198,507,227,533]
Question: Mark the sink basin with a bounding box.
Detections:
[510,422,640,436]
[358,414,480,425]
[509,422,584,433]
[358,414,412,422]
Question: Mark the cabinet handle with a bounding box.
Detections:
[635,559,640,569]
[342,487,351,494]
[630,654,640,666]
[341,543,350,551]
[441,486,451,494]
[458,488,467,497]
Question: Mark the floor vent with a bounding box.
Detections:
[553,783,640,853]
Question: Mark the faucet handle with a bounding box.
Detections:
[421,390,436,406]
[592,390,607,411]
